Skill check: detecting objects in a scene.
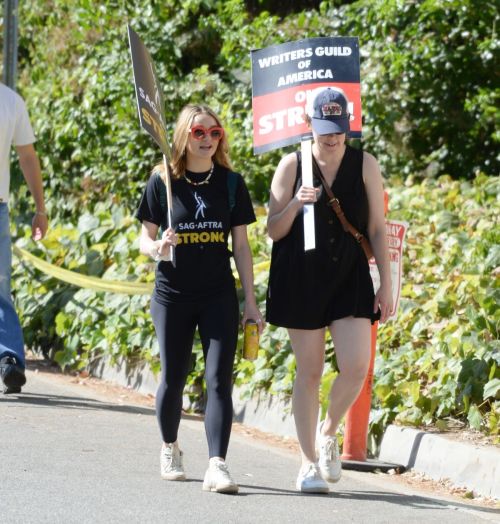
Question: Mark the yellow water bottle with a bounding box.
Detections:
[243,320,259,360]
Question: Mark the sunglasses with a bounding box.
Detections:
[189,125,224,140]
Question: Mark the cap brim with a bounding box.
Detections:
[311,116,350,135]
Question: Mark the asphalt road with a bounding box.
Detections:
[1,370,498,524]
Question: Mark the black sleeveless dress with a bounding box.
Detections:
[266,145,380,329]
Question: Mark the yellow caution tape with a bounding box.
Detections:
[13,245,271,295]
[253,260,270,273]
[13,246,154,295]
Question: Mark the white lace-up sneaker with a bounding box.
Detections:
[160,443,186,480]
[296,463,329,493]
[202,459,238,493]
[318,423,342,483]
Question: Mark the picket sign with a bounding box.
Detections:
[369,219,408,321]
[250,37,361,252]
[127,25,174,264]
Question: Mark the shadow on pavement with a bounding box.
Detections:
[1,391,206,423]
[333,490,500,515]
[233,485,499,513]
[237,483,331,497]
[0,391,156,416]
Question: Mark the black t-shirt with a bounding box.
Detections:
[136,164,256,303]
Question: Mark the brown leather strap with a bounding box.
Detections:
[312,156,374,260]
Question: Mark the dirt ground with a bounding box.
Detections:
[24,355,499,510]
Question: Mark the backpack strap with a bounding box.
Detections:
[226,170,238,213]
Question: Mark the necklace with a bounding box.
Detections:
[184,163,214,186]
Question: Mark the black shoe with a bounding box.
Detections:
[0,356,26,394]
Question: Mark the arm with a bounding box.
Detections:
[231,224,265,332]
[15,143,48,241]
[363,152,393,322]
[267,153,318,241]
[139,221,177,259]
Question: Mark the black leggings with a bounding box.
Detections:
[150,288,239,459]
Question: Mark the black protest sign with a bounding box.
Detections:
[127,25,170,156]
[251,37,360,154]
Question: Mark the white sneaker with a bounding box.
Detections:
[296,463,329,493]
[318,424,342,483]
[202,459,238,493]
[160,443,186,480]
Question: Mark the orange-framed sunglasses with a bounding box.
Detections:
[189,125,224,141]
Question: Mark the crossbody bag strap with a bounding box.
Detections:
[312,156,374,260]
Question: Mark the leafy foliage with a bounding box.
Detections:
[12,202,157,371]
[341,0,499,180]
[371,173,499,446]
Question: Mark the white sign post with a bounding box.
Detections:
[301,139,316,250]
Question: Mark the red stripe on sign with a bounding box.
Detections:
[252,82,361,149]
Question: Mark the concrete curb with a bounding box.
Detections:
[90,357,298,437]
[232,385,297,439]
[90,357,158,396]
[379,425,500,499]
[91,357,499,501]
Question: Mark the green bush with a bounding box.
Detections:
[370,173,499,447]
[11,202,157,370]
[340,0,499,180]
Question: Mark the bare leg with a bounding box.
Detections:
[288,328,326,466]
[321,317,371,436]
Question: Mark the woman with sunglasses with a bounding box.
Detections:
[136,104,264,493]
[266,88,393,493]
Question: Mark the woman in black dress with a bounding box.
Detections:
[266,88,393,493]
[137,104,264,494]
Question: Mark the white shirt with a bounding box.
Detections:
[0,82,36,203]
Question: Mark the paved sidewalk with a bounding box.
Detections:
[95,353,500,501]
[1,370,499,524]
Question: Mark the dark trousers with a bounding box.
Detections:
[150,288,239,458]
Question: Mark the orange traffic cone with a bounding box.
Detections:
[342,322,378,462]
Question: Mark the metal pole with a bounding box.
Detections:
[3,0,19,89]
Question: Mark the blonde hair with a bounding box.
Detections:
[153,104,233,180]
